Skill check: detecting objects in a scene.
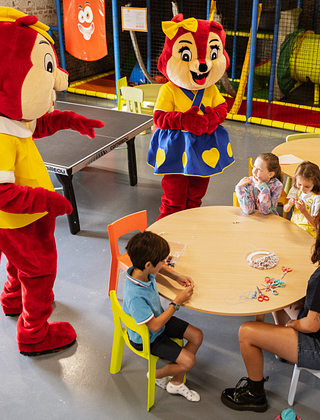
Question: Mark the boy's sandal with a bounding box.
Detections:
[166,382,200,402]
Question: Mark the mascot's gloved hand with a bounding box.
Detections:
[0,183,73,217]
[154,106,208,136]
[204,102,228,134]
[34,110,105,139]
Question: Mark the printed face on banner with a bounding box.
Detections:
[63,0,108,61]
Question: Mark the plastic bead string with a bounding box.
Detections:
[246,251,279,270]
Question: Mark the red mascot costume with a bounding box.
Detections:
[147,14,234,220]
[0,7,104,356]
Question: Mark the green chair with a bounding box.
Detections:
[109,290,183,411]
[116,76,127,111]
[284,133,320,193]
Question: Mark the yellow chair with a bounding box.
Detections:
[233,158,287,218]
[109,290,184,411]
[107,210,147,296]
[120,86,154,115]
[116,76,127,111]
[284,133,320,193]
[120,86,154,134]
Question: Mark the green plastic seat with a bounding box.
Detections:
[109,290,183,411]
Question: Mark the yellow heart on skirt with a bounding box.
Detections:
[202,148,220,168]
[182,152,188,168]
[156,148,166,168]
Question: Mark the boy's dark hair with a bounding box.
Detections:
[292,161,320,194]
[125,231,170,270]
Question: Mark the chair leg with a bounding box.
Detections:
[147,356,158,411]
[284,177,292,195]
[288,364,301,406]
[110,327,125,374]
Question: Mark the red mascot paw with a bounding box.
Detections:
[181,106,208,136]
[47,191,73,216]
[69,114,105,139]
[18,322,77,356]
[205,102,228,134]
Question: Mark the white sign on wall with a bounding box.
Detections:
[121,7,147,32]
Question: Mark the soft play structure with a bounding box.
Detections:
[52,0,320,132]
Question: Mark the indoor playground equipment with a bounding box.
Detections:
[51,0,320,132]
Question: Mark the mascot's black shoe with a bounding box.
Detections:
[221,377,268,412]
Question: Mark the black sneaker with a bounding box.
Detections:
[221,377,268,412]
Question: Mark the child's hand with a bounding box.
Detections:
[295,199,307,214]
[237,177,251,187]
[253,178,264,188]
[288,198,295,207]
[175,285,194,305]
[176,275,194,287]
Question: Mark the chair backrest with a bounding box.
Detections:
[110,290,151,360]
[116,76,127,111]
[248,157,253,176]
[286,132,320,142]
[108,210,148,267]
[121,86,144,113]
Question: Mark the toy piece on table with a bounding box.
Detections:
[165,242,186,267]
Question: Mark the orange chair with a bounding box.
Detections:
[107,210,148,295]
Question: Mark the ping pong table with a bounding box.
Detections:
[35,101,153,234]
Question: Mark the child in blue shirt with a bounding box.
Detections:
[123,231,203,402]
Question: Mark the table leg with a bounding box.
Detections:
[127,137,137,186]
[55,173,80,235]
[255,314,265,322]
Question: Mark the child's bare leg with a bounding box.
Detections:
[156,348,195,383]
[155,325,203,384]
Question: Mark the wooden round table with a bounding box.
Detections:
[148,206,315,317]
[272,137,320,176]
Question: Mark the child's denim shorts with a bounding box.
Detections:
[297,331,320,369]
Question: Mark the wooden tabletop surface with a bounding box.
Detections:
[272,137,320,177]
[148,206,315,317]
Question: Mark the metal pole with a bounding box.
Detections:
[246,0,259,122]
[54,0,66,70]
[268,0,281,102]
[232,0,239,81]
[112,0,121,98]
[147,0,151,80]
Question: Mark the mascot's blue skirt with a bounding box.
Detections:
[147,125,234,177]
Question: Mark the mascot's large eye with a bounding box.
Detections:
[210,45,220,61]
[179,47,192,62]
[78,10,85,23]
[44,53,54,73]
[84,6,93,23]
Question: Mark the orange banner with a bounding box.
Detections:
[63,0,108,61]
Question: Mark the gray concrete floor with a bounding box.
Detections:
[1,92,320,420]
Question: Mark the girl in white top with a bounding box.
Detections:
[284,161,320,239]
